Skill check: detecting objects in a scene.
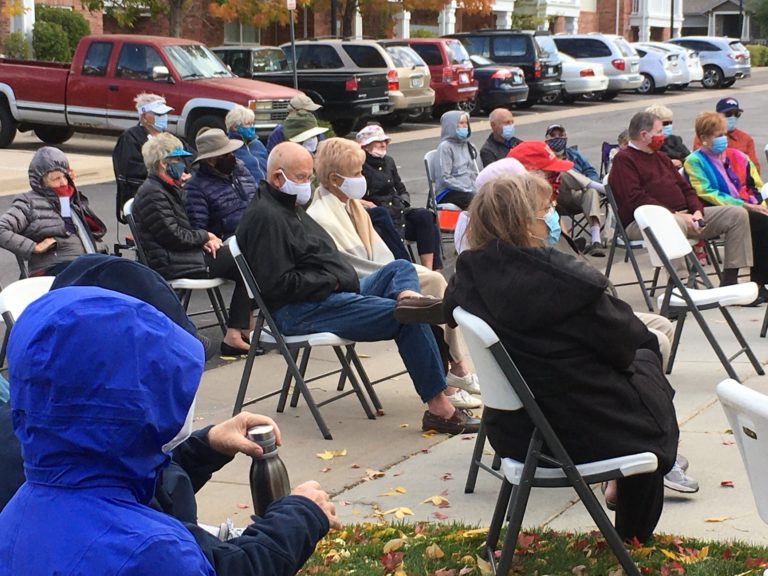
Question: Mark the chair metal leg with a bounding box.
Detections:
[277,349,300,412]
[484,478,513,569]
[688,305,740,382]
[605,229,619,278]
[665,313,686,375]
[290,347,312,408]
[347,345,383,412]
[465,420,488,494]
[180,289,192,311]
[278,346,333,439]
[207,288,228,336]
[232,340,262,416]
[625,244,654,312]
[648,267,661,298]
[331,346,376,420]
[719,306,765,376]
[761,306,768,338]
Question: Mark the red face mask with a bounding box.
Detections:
[51,183,74,198]
[649,134,665,152]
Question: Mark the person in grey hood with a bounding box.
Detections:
[435,110,479,210]
[0,147,107,276]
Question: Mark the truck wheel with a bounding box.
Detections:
[33,126,75,145]
[330,119,355,137]
[187,114,226,143]
[0,103,18,148]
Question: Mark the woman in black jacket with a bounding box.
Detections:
[133,133,251,356]
[356,125,443,270]
[443,174,680,542]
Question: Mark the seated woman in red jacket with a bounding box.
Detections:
[443,173,680,542]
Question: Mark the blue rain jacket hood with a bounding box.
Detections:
[0,286,213,575]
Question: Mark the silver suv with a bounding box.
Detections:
[667,36,750,89]
[553,33,642,100]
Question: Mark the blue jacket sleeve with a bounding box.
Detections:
[569,148,600,182]
[187,495,329,576]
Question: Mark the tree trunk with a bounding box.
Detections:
[341,0,357,38]
[168,0,186,38]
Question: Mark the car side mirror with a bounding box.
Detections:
[152,65,173,83]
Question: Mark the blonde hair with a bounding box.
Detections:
[694,110,726,142]
[314,137,365,188]
[467,174,552,250]
[645,104,673,122]
[134,92,166,113]
[225,105,255,132]
[142,132,185,172]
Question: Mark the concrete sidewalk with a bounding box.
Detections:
[193,257,768,545]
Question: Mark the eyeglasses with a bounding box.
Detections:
[662,120,673,126]
[723,111,742,118]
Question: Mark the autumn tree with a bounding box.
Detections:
[80,0,191,38]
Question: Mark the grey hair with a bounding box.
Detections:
[134,92,166,113]
[142,132,184,172]
[225,105,255,132]
[645,104,673,121]
[628,111,659,140]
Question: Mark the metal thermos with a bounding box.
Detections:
[247,425,290,516]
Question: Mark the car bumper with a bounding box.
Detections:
[563,76,609,95]
[480,85,530,108]
[389,90,436,111]
[657,69,687,88]
[320,99,392,121]
[528,80,563,98]
[433,83,479,105]
[607,74,643,91]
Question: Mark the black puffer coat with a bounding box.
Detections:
[444,241,679,473]
[132,174,208,280]
[362,152,410,231]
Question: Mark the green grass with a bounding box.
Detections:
[299,522,768,575]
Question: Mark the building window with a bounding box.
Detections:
[224,21,260,44]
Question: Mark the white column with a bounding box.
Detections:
[438,0,457,36]
[11,0,35,35]
[394,9,411,39]
[352,7,363,39]
[565,16,579,34]
[742,13,750,40]
[707,12,715,35]
[494,10,512,30]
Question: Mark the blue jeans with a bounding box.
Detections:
[367,206,411,262]
[272,260,446,403]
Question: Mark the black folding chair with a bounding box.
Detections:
[453,306,657,576]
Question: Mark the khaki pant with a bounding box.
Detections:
[557,184,603,225]
[634,312,673,370]
[625,205,753,271]
[415,265,467,364]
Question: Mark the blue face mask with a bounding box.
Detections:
[502,124,515,141]
[546,137,567,153]
[662,124,673,138]
[165,161,185,181]
[726,116,738,133]
[237,126,256,142]
[539,207,561,247]
[711,135,728,154]
[154,114,168,132]
[455,127,469,140]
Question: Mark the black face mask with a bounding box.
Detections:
[214,154,237,175]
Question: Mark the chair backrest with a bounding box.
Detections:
[717,379,768,524]
[452,307,522,411]
[424,150,439,214]
[122,198,150,266]
[0,276,56,326]
[227,236,256,300]
[600,141,618,178]
[764,143,768,166]
[634,204,693,267]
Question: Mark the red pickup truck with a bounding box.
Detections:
[0,34,302,147]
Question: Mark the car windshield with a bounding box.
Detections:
[385,45,427,68]
[470,54,495,66]
[446,41,470,65]
[164,44,232,79]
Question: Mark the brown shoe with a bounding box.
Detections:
[394,296,446,325]
[422,408,480,435]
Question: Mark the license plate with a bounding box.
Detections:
[372,103,380,114]
[548,67,555,75]
[411,76,423,88]
[459,73,469,83]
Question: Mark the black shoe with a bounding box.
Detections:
[574,237,587,253]
[394,296,446,325]
[220,342,250,357]
[584,242,605,257]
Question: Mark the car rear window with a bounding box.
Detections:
[254,49,290,72]
[612,38,637,57]
[445,41,470,65]
[492,36,530,58]
[729,41,747,52]
[554,37,612,58]
[535,35,558,58]
[294,45,344,69]
[410,43,443,66]
[385,45,426,68]
[343,44,388,68]
[460,36,490,58]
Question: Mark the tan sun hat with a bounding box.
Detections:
[289,94,321,112]
[194,128,243,163]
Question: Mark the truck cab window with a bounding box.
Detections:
[116,44,165,80]
[81,42,112,77]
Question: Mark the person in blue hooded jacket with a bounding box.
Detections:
[0,283,339,575]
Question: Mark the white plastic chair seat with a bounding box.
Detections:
[0,276,56,320]
[437,202,462,212]
[502,452,658,485]
[169,278,228,290]
[256,331,353,347]
[660,282,757,309]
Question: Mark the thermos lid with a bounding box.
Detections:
[247,424,275,443]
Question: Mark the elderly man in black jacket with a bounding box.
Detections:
[235,142,480,435]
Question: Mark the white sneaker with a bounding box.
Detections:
[446,372,481,395]
[664,463,699,493]
[447,388,483,409]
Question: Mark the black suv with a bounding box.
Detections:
[445,29,562,107]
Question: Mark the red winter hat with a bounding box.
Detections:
[507,141,573,172]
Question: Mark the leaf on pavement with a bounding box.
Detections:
[440,473,453,481]
[236,503,249,509]
[380,486,408,496]
[704,516,732,522]
[321,467,331,473]
[365,468,385,480]
[432,511,450,520]
[423,495,450,507]
[400,423,409,428]
[720,480,735,487]
[382,507,414,519]
[316,449,347,460]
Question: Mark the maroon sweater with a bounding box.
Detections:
[608,146,703,227]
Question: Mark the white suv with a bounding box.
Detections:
[553,33,642,100]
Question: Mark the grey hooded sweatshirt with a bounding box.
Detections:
[0,147,105,275]
[436,110,479,195]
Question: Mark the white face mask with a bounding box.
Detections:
[162,398,195,454]
[336,173,367,200]
[302,137,318,154]
[278,169,312,205]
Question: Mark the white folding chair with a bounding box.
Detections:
[634,205,764,382]
[0,276,56,369]
[227,236,383,440]
[717,379,768,524]
[123,198,230,335]
[453,306,656,576]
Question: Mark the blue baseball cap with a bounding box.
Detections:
[716,97,742,114]
[165,146,193,159]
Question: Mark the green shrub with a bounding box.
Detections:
[36,6,90,57]
[411,29,436,38]
[32,21,71,62]
[746,44,768,66]
[3,31,32,60]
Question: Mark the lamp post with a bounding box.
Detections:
[670,0,675,39]
[739,0,744,40]
[331,0,338,37]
